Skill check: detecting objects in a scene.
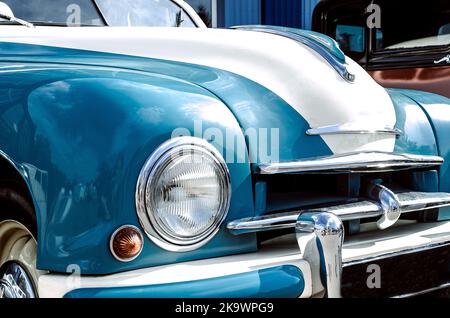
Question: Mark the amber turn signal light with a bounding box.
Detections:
[110,225,144,262]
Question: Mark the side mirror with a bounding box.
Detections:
[0,2,14,20]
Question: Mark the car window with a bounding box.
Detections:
[0,0,197,27]
[95,0,196,27]
[374,0,450,51]
[327,5,367,62]
[185,0,213,27]
[374,30,383,51]
[1,0,104,25]
[336,24,365,53]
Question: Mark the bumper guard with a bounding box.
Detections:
[228,186,450,298]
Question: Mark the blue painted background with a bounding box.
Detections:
[263,0,302,28]
[211,0,320,29]
[224,0,261,27]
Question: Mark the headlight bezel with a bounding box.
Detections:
[136,137,231,252]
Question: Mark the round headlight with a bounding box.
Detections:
[136,137,231,252]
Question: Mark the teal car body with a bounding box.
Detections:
[1,40,447,272]
[1,0,450,299]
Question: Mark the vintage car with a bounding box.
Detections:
[0,0,450,299]
[312,0,450,98]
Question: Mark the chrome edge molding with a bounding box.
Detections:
[392,282,450,298]
[434,54,450,65]
[306,124,402,136]
[227,191,450,235]
[136,136,231,253]
[343,240,450,267]
[258,152,444,175]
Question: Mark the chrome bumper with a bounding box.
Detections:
[228,187,450,298]
[38,220,450,298]
[228,191,450,235]
[296,212,344,297]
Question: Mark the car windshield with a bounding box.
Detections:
[0,0,196,27]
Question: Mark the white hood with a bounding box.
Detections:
[0,26,397,154]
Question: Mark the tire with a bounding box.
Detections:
[0,181,39,298]
[0,179,36,237]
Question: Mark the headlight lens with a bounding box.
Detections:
[136,137,231,252]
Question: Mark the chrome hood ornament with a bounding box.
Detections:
[228,184,450,298]
[434,54,450,65]
[233,25,356,83]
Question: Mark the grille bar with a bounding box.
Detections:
[227,191,450,235]
[258,152,444,175]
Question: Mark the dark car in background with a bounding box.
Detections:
[312,0,450,97]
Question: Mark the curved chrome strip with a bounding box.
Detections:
[227,191,450,235]
[233,26,355,83]
[434,54,450,65]
[392,282,450,298]
[344,240,450,267]
[258,152,444,175]
[397,192,450,213]
[306,124,402,136]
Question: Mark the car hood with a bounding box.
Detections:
[0,26,397,155]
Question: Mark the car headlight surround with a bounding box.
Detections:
[136,137,231,252]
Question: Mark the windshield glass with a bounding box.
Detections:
[96,0,195,27]
[1,0,104,25]
[1,0,196,27]
[374,0,449,51]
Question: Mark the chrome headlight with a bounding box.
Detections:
[136,137,231,252]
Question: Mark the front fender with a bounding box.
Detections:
[0,66,256,274]
[391,89,450,220]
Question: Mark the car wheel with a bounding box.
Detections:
[0,220,39,298]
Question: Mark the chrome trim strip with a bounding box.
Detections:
[397,192,450,212]
[227,191,450,235]
[434,54,450,65]
[306,124,402,136]
[258,152,444,174]
[392,282,450,298]
[343,240,450,267]
[233,26,355,83]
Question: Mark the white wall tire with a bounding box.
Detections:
[0,220,41,298]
